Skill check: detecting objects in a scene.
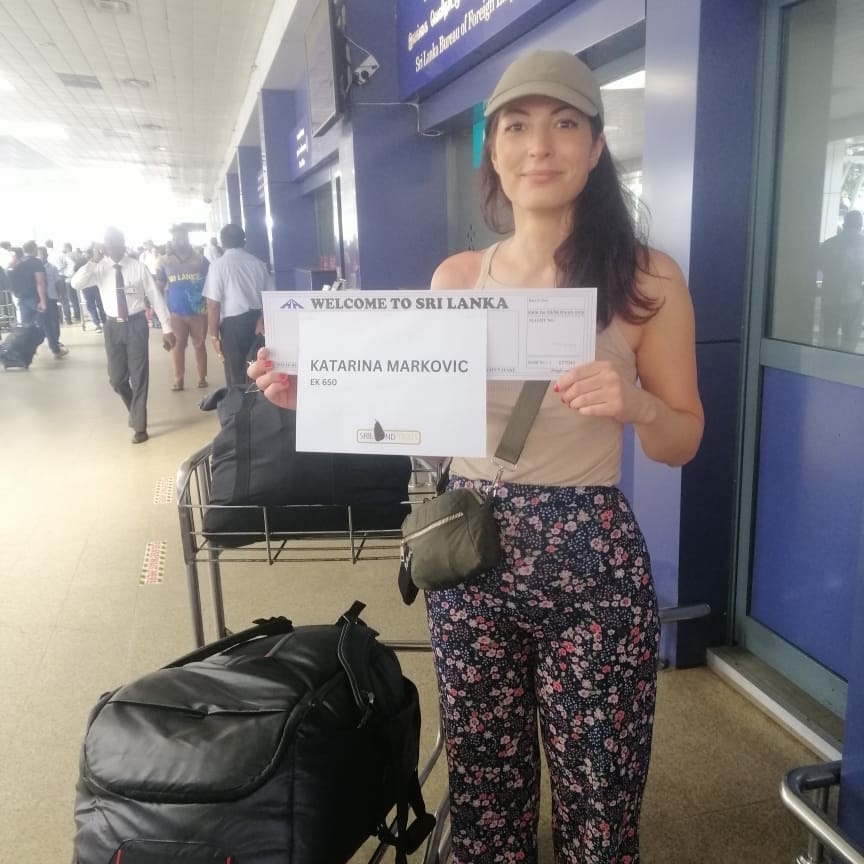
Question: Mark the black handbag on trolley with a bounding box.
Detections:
[72,604,434,864]
[200,386,412,546]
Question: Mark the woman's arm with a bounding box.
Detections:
[555,250,704,467]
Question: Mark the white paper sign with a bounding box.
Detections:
[263,288,596,380]
[295,309,487,456]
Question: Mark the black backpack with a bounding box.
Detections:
[73,604,435,864]
[201,387,412,545]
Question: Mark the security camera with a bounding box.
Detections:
[352,54,379,86]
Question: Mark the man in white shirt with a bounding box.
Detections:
[203,223,271,386]
[60,242,82,322]
[71,227,176,443]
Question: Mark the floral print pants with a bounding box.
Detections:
[425,478,659,864]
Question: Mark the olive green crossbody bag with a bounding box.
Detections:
[398,381,549,605]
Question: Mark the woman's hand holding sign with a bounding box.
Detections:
[249,347,298,410]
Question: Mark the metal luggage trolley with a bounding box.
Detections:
[0,289,16,333]
[175,443,443,647]
[176,443,452,863]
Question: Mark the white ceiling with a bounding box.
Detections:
[1,0,860,215]
[0,0,279,205]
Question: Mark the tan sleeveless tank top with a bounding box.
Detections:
[450,243,637,487]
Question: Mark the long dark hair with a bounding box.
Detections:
[479,113,659,328]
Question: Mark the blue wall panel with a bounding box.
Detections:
[678,342,741,653]
[687,0,759,344]
[258,89,321,285]
[751,369,864,679]
[237,145,269,265]
[674,0,760,665]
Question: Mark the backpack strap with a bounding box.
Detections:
[335,605,436,861]
[374,681,436,862]
[162,616,294,668]
[336,602,378,724]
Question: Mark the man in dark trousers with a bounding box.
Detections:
[71,227,176,443]
[203,223,271,386]
[9,241,47,327]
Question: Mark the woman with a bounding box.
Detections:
[250,49,702,864]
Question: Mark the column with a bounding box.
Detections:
[236,146,269,265]
[341,0,448,290]
[637,0,701,659]
[226,171,241,227]
[258,89,317,289]
[640,0,762,666]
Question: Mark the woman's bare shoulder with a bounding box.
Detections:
[431,249,486,290]
[637,247,688,302]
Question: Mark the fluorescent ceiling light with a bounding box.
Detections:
[601,70,645,91]
[0,121,68,140]
[0,76,14,92]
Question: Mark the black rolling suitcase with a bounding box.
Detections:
[0,324,44,369]
[73,604,434,864]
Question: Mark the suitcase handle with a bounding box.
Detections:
[163,616,294,668]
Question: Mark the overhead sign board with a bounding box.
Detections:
[396,0,570,99]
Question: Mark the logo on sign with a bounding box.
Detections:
[280,299,305,309]
[357,424,421,445]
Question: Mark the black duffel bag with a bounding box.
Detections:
[73,603,434,864]
[201,387,412,545]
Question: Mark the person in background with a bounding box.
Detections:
[157,224,210,390]
[71,227,176,443]
[203,236,223,263]
[37,245,68,358]
[0,241,13,271]
[44,240,71,325]
[141,240,164,330]
[9,241,47,328]
[818,209,864,352]
[250,50,703,864]
[141,240,161,278]
[77,245,106,332]
[203,223,270,387]
[61,242,82,323]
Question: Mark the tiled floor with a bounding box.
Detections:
[0,323,817,862]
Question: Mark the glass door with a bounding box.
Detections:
[735,0,864,717]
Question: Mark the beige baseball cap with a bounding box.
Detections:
[484,50,604,124]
